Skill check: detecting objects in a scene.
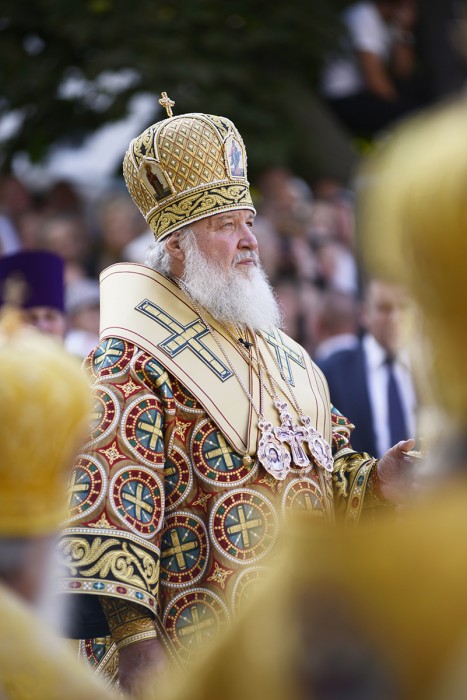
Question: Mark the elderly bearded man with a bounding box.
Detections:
[59,96,413,694]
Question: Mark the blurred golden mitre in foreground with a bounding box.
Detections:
[150,498,467,700]
[359,98,467,423]
[0,306,91,536]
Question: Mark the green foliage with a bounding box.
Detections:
[0,0,346,176]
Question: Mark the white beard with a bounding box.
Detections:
[178,230,282,331]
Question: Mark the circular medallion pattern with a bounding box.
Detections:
[121,395,165,467]
[282,477,324,513]
[93,338,133,378]
[164,588,229,659]
[173,382,204,413]
[210,489,278,564]
[160,512,208,588]
[109,466,164,537]
[66,454,107,523]
[82,638,109,668]
[133,354,174,400]
[86,385,119,447]
[192,421,254,486]
[164,447,192,511]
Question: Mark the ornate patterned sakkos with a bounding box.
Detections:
[60,331,383,674]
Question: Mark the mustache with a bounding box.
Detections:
[232,251,259,266]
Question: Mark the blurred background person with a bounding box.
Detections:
[124,225,154,264]
[320,0,425,138]
[0,250,67,341]
[314,238,359,295]
[0,302,115,699]
[309,177,356,251]
[65,277,101,359]
[416,0,467,102]
[90,193,148,275]
[318,277,418,457]
[312,288,360,362]
[0,174,34,256]
[41,178,84,217]
[36,212,94,285]
[0,174,36,250]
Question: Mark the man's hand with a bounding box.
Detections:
[377,438,416,504]
[118,637,167,696]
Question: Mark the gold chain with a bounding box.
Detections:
[217,320,305,419]
[257,332,306,418]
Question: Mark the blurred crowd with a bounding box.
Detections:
[0,173,148,357]
[0,167,363,362]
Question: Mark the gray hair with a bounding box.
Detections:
[145,225,195,275]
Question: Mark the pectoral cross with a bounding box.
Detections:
[274,413,310,469]
[159,91,175,117]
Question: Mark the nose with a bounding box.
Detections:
[238,222,258,252]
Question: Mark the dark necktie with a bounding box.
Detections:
[386,356,408,445]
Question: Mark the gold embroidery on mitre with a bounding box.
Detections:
[123,112,255,242]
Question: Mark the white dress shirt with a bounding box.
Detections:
[363,334,417,457]
[321,1,393,99]
[314,333,359,362]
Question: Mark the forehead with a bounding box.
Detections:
[366,280,405,306]
[202,209,255,229]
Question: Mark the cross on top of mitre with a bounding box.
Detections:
[159,91,175,117]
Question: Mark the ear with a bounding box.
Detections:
[165,231,184,260]
[165,231,185,277]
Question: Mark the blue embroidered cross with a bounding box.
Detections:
[262,329,305,386]
[136,299,232,381]
[94,338,124,370]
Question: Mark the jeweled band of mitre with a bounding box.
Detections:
[123,111,256,241]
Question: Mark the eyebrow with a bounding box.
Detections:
[210,212,256,229]
[208,215,234,229]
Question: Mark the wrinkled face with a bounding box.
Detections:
[173,209,258,277]
[26,306,66,340]
[362,280,407,355]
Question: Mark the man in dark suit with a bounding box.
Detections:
[318,278,417,457]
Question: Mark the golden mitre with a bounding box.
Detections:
[123,92,255,241]
[0,308,91,536]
